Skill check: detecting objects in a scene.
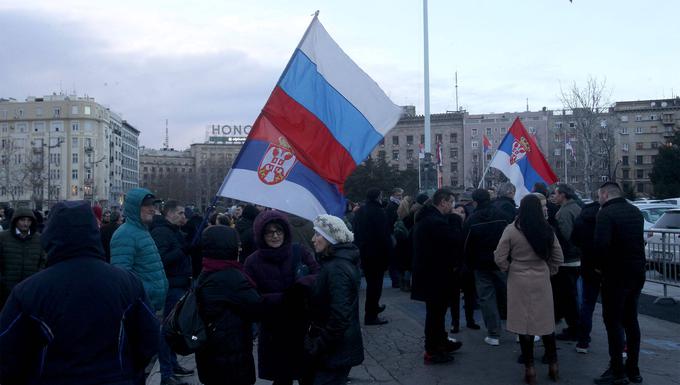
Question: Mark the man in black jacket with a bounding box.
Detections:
[571,200,600,354]
[100,210,122,263]
[0,201,159,385]
[593,182,645,385]
[150,200,194,385]
[491,182,517,222]
[385,187,404,288]
[353,188,392,325]
[412,188,463,364]
[463,189,511,347]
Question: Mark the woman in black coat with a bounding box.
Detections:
[305,214,364,385]
[195,225,268,385]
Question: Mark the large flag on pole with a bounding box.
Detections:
[488,117,558,204]
[483,134,492,153]
[218,15,402,220]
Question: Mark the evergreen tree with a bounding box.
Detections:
[650,132,680,198]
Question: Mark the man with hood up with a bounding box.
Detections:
[111,187,169,312]
[0,207,45,307]
[0,200,159,385]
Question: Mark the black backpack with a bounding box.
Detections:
[163,285,207,355]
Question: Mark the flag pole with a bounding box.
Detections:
[478,150,494,189]
[564,128,568,183]
[481,146,485,188]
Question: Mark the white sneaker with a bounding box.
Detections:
[534,335,541,343]
[484,336,500,346]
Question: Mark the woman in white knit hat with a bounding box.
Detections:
[303,214,364,385]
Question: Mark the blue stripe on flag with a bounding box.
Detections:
[233,140,345,215]
[278,49,383,164]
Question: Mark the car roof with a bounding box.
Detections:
[638,204,678,210]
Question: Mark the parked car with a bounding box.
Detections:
[660,197,680,207]
[646,209,680,281]
[635,204,678,230]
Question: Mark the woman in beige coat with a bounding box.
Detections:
[494,194,564,385]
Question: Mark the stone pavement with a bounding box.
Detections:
[148,281,680,385]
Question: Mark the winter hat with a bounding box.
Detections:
[415,193,429,205]
[313,214,353,245]
[201,225,240,260]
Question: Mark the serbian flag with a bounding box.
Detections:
[218,15,401,220]
[488,117,558,204]
[483,134,492,153]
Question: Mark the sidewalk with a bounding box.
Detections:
[148,282,680,385]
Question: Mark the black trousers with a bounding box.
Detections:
[450,271,476,327]
[552,266,580,331]
[425,300,449,353]
[364,268,385,320]
[602,279,644,375]
[519,333,557,366]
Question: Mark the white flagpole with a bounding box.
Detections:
[564,129,568,183]
[423,0,431,155]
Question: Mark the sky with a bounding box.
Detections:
[1,0,678,149]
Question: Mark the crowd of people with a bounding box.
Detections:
[0,180,647,385]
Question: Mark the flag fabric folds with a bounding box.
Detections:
[565,138,576,160]
[483,134,492,154]
[488,117,558,204]
[218,16,402,220]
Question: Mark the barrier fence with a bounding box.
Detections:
[644,228,680,300]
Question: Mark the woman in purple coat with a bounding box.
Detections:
[244,210,320,385]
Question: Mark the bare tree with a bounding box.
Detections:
[24,148,47,209]
[560,76,613,197]
[0,139,28,204]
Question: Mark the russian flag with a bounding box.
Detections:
[218,16,402,220]
[488,117,558,204]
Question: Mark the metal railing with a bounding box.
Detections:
[644,229,680,300]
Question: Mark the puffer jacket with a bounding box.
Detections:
[0,201,158,385]
[306,242,364,369]
[111,188,168,311]
[0,207,45,307]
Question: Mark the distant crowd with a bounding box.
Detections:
[0,179,646,385]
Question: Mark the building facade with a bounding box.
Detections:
[0,94,137,209]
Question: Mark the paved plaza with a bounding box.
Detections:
[149,280,680,385]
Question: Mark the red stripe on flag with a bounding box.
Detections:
[508,118,558,184]
[261,86,357,189]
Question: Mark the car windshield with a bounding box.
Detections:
[643,207,674,223]
[654,211,680,229]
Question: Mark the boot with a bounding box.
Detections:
[524,365,537,385]
[548,361,560,382]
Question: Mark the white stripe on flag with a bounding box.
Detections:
[219,169,327,220]
[488,151,531,205]
[299,19,402,136]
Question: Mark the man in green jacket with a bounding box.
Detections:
[0,208,45,308]
[111,188,169,312]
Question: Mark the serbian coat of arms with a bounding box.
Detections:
[257,137,297,185]
[509,136,531,165]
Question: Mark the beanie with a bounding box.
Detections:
[313,214,354,245]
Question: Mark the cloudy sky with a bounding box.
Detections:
[1,0,678,149]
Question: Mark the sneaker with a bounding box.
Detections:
[424,351,454,364]
[160,376,191,385]
[484,336,500,346]
[622,344,628,359]
[593,367,629,385]
[576,342,589,354]
[534,335,541,343]
[173,365,194,376]
[364,316,389,326]
[444,338,463,353]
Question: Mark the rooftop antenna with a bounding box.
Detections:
[526,98,529,112]
[163,119,169,150]
[455,71,459,112]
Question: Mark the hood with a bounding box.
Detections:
[123,187,153,228]
[41,200,105,266]
[253,210,292,250]
[414,204,442,223]
[201,225,240,260]
[326,242,360,264]
[10,207,37,234]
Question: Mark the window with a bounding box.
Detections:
[450,162,457,172]
[650,115,656,121]
[1,123,7,133]
[392,136,399,146]
[636,169,644,179]
[622,156,629,165]
[392,150,399,160]
[51,122,62,132]
[406,135,414,145]
[72,153,78,164]
[554,133,561,142]
[378,151,386,160]
[53,107,61,117]
[451,149,458,160]
[435,134,442,143]
[636,142,643,150]
[406,163,414,170]
[622,143,629,152]
[84,106,91,115]
[17,109,24,118]
[72,122,79,132]
[620,115,628,122]
[555,122,563,129]
[528,126,536,134]
[620,127,628,135]
[471,141,479,149]
[623,169,629,179]
[72,137,79,147]
[17,123,27,133]
[651,142,659,149]
[486,127,492,135]
[472,154,479,162]
[450,133,458,143]
[635,127,643,134]
[471,128,478,137]
[569,122,576,128]
[0,110,6,119]
[406,149,414,160]
[72,169,78,180]
[554,148,561,156]
[35,107,42,116]
[636,156,643,165]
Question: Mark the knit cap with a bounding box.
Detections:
[313,214,353,245]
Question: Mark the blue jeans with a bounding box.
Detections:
[159,287,188,379]
[578,275,601,345]
[475,270,507,338]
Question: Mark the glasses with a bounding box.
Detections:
[264,229,284,238]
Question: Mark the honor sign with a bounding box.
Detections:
[207,124,252,144]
